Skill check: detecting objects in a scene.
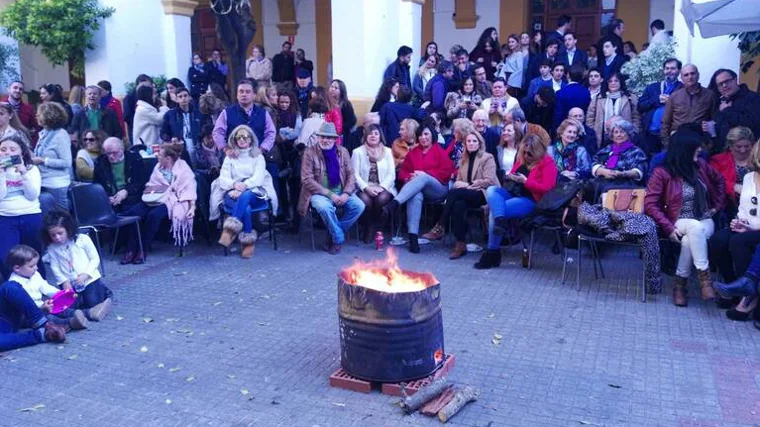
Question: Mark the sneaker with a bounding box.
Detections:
[43,322,66,343]
[69,310,90,330]
[88,298,112,322]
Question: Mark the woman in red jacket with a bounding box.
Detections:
[382,120,454,253]
[475,134,557,269]
[708,126,755,219]
[644,130,726,307]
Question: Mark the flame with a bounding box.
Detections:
[340,248,438,293]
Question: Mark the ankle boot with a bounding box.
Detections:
[474,249,501,270]
[239,231,257,259]
[673,275,688,307]
[423,223,445,241]
[697,269,716,301]
[409,234,420,253]
[449,241,467,260]
[218,217,243,247]
[713,276,760,299]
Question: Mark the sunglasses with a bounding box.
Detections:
[236,135,252,140]
[751,196,758,216]
[83,137,96,142]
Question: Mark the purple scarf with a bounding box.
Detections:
[322,146,341,188]
[605,140,635,169]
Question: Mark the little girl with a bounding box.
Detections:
[43,210,112,321]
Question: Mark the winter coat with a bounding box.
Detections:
[297,144,355,217]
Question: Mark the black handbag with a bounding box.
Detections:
[535,179,585,214]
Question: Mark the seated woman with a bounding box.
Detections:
[444,77,483,121]
[548,119,591,182]
[710,139,760,319]
[645,129,725,307]
[391,118,420,168]
[218,125,278,258]
[442,130,498,260]
[144,144,197,248]
[75,129,106,182]
[588,119,647,202]
[495,121,524,179]
[352,124,396,243]
[383,120,454,253]
[475,134,557,270]
[709,126,755,220]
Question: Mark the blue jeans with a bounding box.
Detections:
[310,194,365,244]
[224,190,269,233]
[485,186,536,250]
[0,281,47,352]
[0,214,44,280]
[40,186,70,216]
[395,173,449,234]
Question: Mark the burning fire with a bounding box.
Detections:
[340,249,438,293]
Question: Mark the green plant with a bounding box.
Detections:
[0,0,114,77]
[730,31,760,73]
[621,41,677,96]
[124,75,168,95]
[0,42,20,87]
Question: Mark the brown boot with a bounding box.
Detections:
[239,231,257,259]
[449,242,467,260]
[698,269,716,301]
[673,275,688,307]
[422,223,445,241]
[218,217,243,247]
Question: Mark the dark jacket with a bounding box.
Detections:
[450,63,474,92]
[188,65,210,99]
[596,33,624,65]
[638,80,683,134]
[294,59,314,83]
[383,60,412,88]
[206,60,228,88]
[123,90,138,141]
[424,74,449,112]
[557,49,588,71]
[272,52,295,83]
[579,124,598,156]
[527,53,556,82]
[714,84,760,152]
[599,54,626,80]
[379,102,425,143]
[339,101,357,143]
[71,106,124,140]
[644,159,726,236]
[480,126,501,162]
[160,106,206,144]
[553,83,591,130]
[93,149,146,208]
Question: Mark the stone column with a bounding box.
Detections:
[161,0,199,87]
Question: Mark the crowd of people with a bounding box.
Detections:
[2,15,760,352]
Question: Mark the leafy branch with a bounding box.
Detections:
[730,31,760,73]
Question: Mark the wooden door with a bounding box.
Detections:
[191,6,222,64]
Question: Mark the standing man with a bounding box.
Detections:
[547,15,572,51]
[70,86,123,142]
[272,42,295,92]
[558,32,587,70]
[585,68,604,103]
[599,40,626,80]
[295,69,313,121]
[473,65,493,99]
[660,64,716,149]
[2,81,38,145]
[637,58,682,156]
[649,19,670,46]
[293,49,314,84]
[383,46,413,89]
[708,68,760,152]
[554,65,591,131]
[160,87,205,168]
[451,49,474,92]
[527,38,559,81]
[207,49,229,90]
[596,18,625,65]
[97,80,126,137]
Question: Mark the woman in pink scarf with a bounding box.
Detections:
[144,144,197,247]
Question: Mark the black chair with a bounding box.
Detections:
[68,184,144,260]
[299,205,359,252]
[527,224,566,269]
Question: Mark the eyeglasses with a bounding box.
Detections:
[716,77,735,87]
[751,196,758,216]
[235,135,252,141]
[83,137,96,142]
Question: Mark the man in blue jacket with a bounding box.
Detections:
[637,58,682,156]
[557,32,588,71]
[424,61,455,114]
[553,65,590,131]
[161,87,206,168]
[383,46,413,89]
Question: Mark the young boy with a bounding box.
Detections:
[7,245,89,330]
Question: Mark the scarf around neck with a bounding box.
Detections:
[552,140,578,172]
[603,91,623,121]
[322,145,341,188]
[605,140,635,169]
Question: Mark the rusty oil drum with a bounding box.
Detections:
[337,272,445,382]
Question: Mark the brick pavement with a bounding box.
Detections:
[2,231,760,427]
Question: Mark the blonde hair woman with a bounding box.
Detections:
[391,118,420,167]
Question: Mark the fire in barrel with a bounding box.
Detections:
[338,249,444,383]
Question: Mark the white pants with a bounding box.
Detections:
[675,218,715,278]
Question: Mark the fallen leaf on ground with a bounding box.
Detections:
[176,328,192,334]
[227,374,236,379]
[607,384,622,389]
[173,272,187,276]
[331,402,346,407]
[157,363,165,368]
[487,313,495,318]
[165,399,172,404]
[165,318,179,322]
[115,316,124,321]
[185,375,195,382]
[19,404,45,412]
[169,367,181,373]
[491,339,501,345]
[493,333,503,340]
[261,295,270,299]
[213,302,222,306]
[140,346,148,353]
[56,346,64,350]
[240,389,249,396]
[257,322,269,326]
[66,354,78,360]
[142,317,153,323]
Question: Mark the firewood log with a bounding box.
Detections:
[401,377,449,414]
[437,386,479,423]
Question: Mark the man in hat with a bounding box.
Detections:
[297,123,365,254]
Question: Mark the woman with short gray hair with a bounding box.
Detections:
[588,118,647,200]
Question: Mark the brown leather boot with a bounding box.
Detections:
[422,223,445,241]
[697,269,716,301]
[239,231,257,259]
[673,275,688,307]
[218,217,243,247]
[449,242,467,260]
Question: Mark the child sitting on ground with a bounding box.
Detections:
[7,245,89,330]
[43,210,112,322]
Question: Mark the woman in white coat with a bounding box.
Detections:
[133,85,169,146]
[352,123,396,243]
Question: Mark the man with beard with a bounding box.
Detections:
[637,58,682,156]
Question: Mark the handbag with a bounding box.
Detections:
[535,179,584,213]
[142,185,169,206]
[602,188,646,213]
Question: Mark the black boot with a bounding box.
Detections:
[713,276,759,298]
[409,234,420,253]
[381,200,400,225]
[474,249,501,270]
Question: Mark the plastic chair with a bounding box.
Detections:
[68,184,144,260]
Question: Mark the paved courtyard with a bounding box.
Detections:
[2,230,760,427]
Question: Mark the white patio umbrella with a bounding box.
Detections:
[681,0,760,38]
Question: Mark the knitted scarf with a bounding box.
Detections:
[552,140,578,173]
[605,140,635,169]
[603,91,622,122]
[322,145,341,188]
[146,159,197,247]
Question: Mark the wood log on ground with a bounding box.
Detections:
[400,377,449,414]
[437,386,480,423]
